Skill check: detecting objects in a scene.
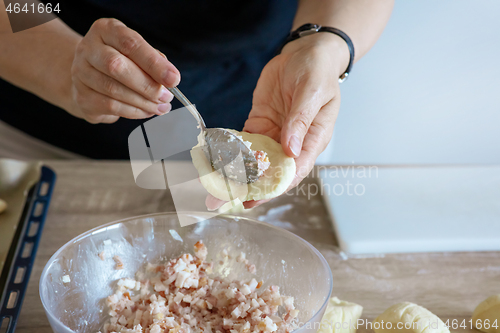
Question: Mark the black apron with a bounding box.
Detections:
[0,0,297,158]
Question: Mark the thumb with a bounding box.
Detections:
[281,84,323,158]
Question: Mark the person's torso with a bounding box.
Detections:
[57,0,298,64]
[1,1,298,159]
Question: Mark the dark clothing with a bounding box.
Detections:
[0,0,297,159]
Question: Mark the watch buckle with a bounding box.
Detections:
[298,24,321,37]
[339,72,349,83]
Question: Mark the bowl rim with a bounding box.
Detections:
[39,211,333,332]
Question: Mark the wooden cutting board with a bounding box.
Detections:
[319,166,500,254]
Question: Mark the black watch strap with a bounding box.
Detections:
[279,23,355,83]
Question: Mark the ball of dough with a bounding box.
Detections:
[0,198,7,214]
[191,130,295,202]
[472,294,500,333]
[373,302,449,333]
[318,297,363,333]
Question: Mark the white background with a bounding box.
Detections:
[317,0,500,165]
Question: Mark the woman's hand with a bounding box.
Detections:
[68,18,180,124]
[242,33,350,208]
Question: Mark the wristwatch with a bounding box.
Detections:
[280,23,355,83]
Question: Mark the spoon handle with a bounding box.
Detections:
[167,87,206,131]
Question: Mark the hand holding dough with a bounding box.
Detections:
[373,302,449,333]
[472,295,500,333]
[318,297,363,333]
[0,198,7,214]
[191,130,295,202]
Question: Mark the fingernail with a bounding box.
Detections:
[159,87,173,103]
[163,70,180,87]
[289,135,301,157]
[157,103,171,115]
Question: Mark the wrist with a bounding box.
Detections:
[281,31,351,80]
[55,41,80,113]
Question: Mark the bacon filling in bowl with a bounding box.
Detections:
[98,242,299,333]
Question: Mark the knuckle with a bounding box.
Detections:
[101,18,120,30]
[141,100,158,113]
[105,54,126,76]
[119,33,140,55]
[132,107,144,118]
[74,41,86,56]
[91,18,103,30]
[141,80,160,98]
[92,18,110,31]
[108,18,123,29]
[293,114,310,134]
[104,99,120,115]
[145,54,162,72]
[102,77,119,96]
[86,116,100,124]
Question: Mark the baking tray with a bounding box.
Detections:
[0,159,56,333]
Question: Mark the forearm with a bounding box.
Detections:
[291,0,394,70]
[0,2,82,111]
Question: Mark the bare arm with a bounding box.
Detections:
[0,3,81,111]
[243,0,393,208]
[290,0,395,71]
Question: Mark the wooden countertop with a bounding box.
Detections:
[16,161,500,333]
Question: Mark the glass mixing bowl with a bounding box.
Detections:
[40,212,332,333]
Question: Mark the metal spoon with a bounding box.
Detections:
[167,87,259,184]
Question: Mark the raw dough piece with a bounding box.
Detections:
[472,294,500,333]
[191,130,295,202]
[318,297,363,333]
[218,198,250,214]
[373,302,449,333]
[0,198,6,213]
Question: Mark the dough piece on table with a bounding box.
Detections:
[472,294,500,333]
[0,198,7,213]
[191,130,295,202]
[373,302,449,333]
[318,297,363,333]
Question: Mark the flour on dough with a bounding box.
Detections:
[318,297,363,333]
[373,302,449,333]
[218,198,247,214]
[472,294,500,333]
[191,130,295,202]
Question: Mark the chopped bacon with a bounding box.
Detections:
[100,242,298,333]
[113,255,124,270]
[254,151,271,176]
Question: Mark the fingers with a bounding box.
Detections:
[96,18,180,87]
[78,60,172,116]
[281,81,326,159]
[71,18,179,123]
[73,79,158,123]
[244,101,339,208]
[291,100,338,187]
[86,43,173,104]
[205,195,227,211]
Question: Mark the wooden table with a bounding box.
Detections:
[15,161,500,333]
